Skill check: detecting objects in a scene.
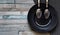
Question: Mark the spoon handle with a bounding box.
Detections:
[46,0,48,8]
[38,0,40,7]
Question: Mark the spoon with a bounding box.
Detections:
[44,0,50,19]
[36,0,42,18]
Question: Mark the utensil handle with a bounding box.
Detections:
[38,0,40,7]
[46,0,48,8]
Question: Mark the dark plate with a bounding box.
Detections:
[27,3,58,32]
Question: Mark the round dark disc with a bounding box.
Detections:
[27,3,58,32]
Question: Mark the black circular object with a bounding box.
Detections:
[27,3,58,32]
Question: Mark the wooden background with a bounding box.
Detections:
[0,0,44,35]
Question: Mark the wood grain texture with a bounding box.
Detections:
[0,0,50,35]
[19,31,50,35]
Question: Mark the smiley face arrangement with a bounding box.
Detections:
[28,0,58,32]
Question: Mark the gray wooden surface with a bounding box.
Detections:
[0,0,59,35]
[0,0,35,35]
